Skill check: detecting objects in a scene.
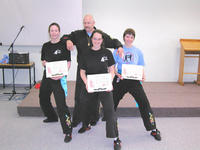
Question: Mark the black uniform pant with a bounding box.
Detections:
[113,76,156,131]
[80,88,119,138]
[39,76,72,134]
[72,66,100,124]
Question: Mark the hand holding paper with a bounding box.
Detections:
[46,60,68,78]
[122,64,144,80]
[87,73,112,93]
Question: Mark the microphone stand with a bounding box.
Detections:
[4,26,27,100]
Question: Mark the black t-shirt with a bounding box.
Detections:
[41,40,71,62]
[80,48,115,75]
[61,29,122,64]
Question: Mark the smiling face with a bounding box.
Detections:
[91,32,103,50]
[49,24,60,41]
[124,34,135,47]
[123,28,135,48]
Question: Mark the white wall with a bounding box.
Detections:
[0,0,200,85]
[83,0,200,82]
[0,0,81,84]
[0,0,82,45]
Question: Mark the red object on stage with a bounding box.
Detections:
[34,83,41,89]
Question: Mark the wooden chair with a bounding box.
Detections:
[178,39,200,85]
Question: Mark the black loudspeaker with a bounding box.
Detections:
[9,53,29,64]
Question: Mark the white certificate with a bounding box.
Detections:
[122,64,143,80]
[87,73,112,93]
[46,60,68,78]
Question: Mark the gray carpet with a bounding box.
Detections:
[1,85,200,150]
[1,100,200,150]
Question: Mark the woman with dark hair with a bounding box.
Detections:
[79,30,121,150]
[113,28,161,141]
[39,22,72,143]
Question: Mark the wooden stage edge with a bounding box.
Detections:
[17,81,200,117]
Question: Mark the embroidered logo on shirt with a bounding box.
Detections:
[54,49,61,55]
[101,56,108,62]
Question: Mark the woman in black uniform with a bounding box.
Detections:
[79,30,121,150]
[39,23,72,143]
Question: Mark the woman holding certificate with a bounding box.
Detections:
[79,30,121,150]
[112,28,161,141]
[39,23,72,143]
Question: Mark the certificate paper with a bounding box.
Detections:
[87,73,112,93]
[122,64,143,80]
[46,60,68,78]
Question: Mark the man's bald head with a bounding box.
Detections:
[83,14,95,33]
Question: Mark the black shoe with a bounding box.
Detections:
[151,129,161,141]
[64,134,72,143]
[101,117,106,121]
[114,138,121,150]
[90,120,97,126]
[71,121,80,128]
[43,118,58,123]
[78,125,91,134]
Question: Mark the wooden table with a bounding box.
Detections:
[178,39,200,85]
[0,62,36,89]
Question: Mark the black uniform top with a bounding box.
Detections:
[61,28,122,64]
[41,40,71,62]
[41,40,71,77]
[79,48,115,75]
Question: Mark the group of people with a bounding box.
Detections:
[39,14,161,150]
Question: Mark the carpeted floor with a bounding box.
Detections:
[1,84,200,150]
[0,100,200,150]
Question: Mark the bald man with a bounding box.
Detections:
[62,14,123,128]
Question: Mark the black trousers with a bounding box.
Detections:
[72,66,100,124]
[80,88,119,138]
[39,75,72,134]
[113,76,156,131]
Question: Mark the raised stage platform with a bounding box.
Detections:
[17,82,200,117]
